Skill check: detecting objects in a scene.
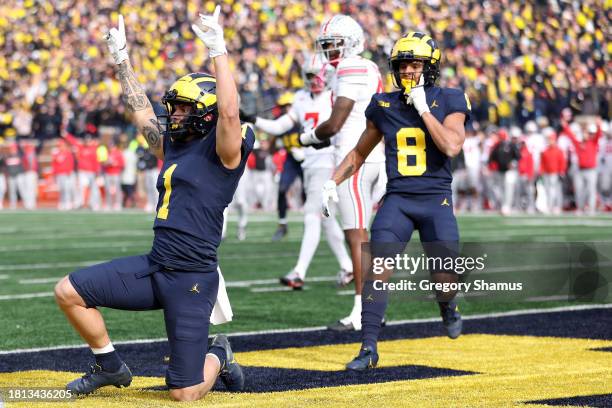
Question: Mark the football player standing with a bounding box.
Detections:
[299,15,387,331]
[242,54,353,289]
[54,6,252,400]
[322,32,471,370]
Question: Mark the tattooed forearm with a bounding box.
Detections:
[142,119,161,149]
[341,164,355,180]
[117,62,151,112]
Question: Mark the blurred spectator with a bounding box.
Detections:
[136,140,159,212]
[249,137,275,211]
[98,137,124,211]
[65,133,101,210]
[21,140,38,209]
[561,119,602,214]
[120,136,138,209]
[489,129,521,215]
[51,138,77,210]
[540,131,566,214]
[5,142,26,210]
[517,135,535,213]
[600,123,612,210]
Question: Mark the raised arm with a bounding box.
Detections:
[193,6,242,169]
[104,15,163,161]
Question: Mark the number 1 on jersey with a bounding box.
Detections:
[396,128,426,176]
[157,163,177,220]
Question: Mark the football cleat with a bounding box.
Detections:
[327,319,356,331]
[442,302,462,339]
[279,271,304,290]
[210,334,244,392]
[66,362,132,395]
[346,346,379,371]
[271,224,288,241]
[336,269,354,287]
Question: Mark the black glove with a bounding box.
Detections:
[239,109,256,124]
[311,139,331,150]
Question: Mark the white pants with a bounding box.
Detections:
[57,173,78,210]
[574,168,598,213]
[0,174,6,209]
[516,176,535,211]
[144,169,159,211]
[293,167,352,277]
[337,162,385,230]
[250,169,275,211]
[542,174,562,212]
[23,171,38,209]
[600,166,612,206]
[225,167,250,234]
[78,171,101,210]
[8,174,27,209]
[502,170,518,211]
[104,174,122,210]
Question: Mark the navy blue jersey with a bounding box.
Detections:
[365,86,471,194]
[149,125,255,271]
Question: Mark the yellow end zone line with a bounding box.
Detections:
[0,303,610,355]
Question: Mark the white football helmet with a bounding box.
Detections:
[315,15,364,63]
[302,53,333,93]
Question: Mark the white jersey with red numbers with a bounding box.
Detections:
[331,56,385,164]
[288,89,335,169]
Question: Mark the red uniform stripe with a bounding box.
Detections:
[337,68,368,76]
[352,168,364,229]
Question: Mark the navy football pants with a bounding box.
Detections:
[69,255,219,389]
[362,193,459,349]
[278,154,304,220]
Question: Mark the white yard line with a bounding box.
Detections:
[18,278,61,284]
[0,274,9,280]
[0,292,54,300]
[0,303,610,355]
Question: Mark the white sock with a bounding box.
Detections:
[322,216,352,271]
[294,213,321,279]
[206,352,221,367]
[352,295,362,314]
[340,295,363,329]
[91,342,115,354]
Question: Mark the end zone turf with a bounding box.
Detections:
[1,307,610,407]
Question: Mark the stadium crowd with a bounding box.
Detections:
[0,0,610,214]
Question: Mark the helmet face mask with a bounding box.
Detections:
[302,53,332,94]
[157,73,218,142]
[316,15,364,63]
[316,37,346,63]
[389,32,441,93]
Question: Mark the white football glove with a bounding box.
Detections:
[104,15,128,65]
[191,5,227,58]
[321,179,339,218]
[409,75,429,116]
[289,147,305,162]
[299,128,323,146]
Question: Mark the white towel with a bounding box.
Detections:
[210,266,233,325]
